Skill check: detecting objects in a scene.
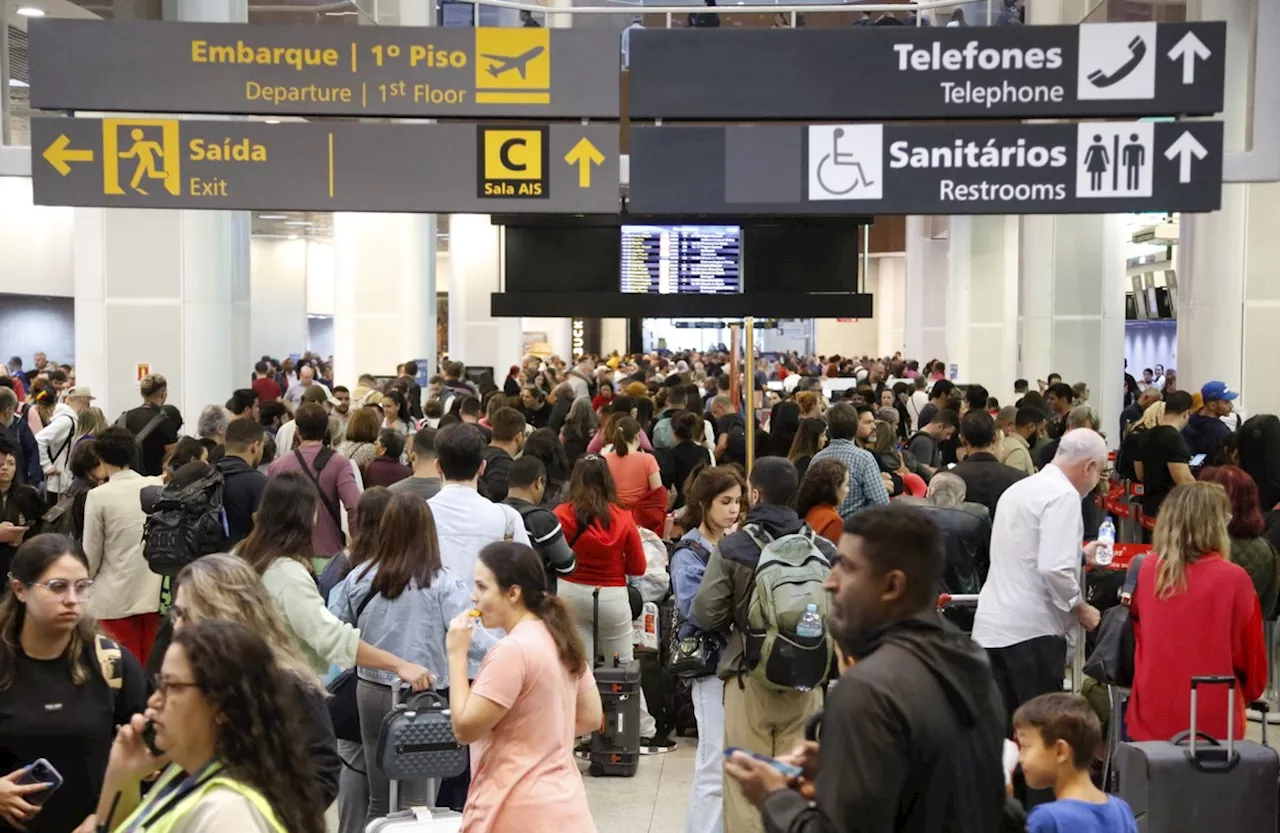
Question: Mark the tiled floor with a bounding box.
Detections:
[580,740,698,833]
[326,740,700,833]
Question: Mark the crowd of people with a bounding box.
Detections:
[0,346,1274,833]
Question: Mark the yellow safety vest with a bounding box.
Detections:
[112,763,287,833]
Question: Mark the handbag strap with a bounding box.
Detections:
[295,448,345,534]
[355,585,378,624]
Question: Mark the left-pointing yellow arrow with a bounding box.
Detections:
[43,134,95,176]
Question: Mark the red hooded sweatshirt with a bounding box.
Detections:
[554,504,647,587]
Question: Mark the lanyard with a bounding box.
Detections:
[121,762,222,833]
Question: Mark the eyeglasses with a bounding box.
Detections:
[154,677,201,698]
[28,579,94,600]
[581,453,602,462]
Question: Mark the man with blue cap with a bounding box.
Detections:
[1183,380,1238,460]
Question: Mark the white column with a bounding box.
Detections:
[874,255,907,358]
[1018,213,1128,443]
[331,0,437,382]
[904,215,949,364]
[947,215,1019,396]
[75,0,250,421]
[250,237,309,361]
[332,213,435,381]
[448,214,522,373]
[1177,0,1280,417]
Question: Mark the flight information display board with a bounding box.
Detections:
[621,224,741,294]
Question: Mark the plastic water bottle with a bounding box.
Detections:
[796,603,824,639]
[1095,517,1116,567]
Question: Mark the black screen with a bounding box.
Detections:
[742,222,861,293]
[502,225,622,293]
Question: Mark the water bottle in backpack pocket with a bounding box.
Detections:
[741,525,834,692]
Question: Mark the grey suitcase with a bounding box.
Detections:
[366,685,466,833]
[1113,675,1278,833]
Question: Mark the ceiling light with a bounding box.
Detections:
[265,119,281,124]
[283,220,312,227]
[16,7,46,17]
[7,79,29,88]
[257,214,286,220]
[288,234,300,240]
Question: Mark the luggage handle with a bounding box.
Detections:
[1187,675,1238,770]
[804,710,823,743]
[392,684,449,714]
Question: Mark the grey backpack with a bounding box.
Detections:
[741,524,834,692]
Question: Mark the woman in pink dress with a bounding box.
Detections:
[446,541,603,833]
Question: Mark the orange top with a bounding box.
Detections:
[804,504,843,545]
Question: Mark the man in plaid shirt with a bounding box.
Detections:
[810,402,890,517]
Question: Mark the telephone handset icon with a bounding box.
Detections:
[1087,35,1148,88]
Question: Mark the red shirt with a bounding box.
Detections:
[252,376,283,404]
[553,504,646,587]
[1128,552,1267,741]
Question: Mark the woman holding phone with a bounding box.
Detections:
[0,534,149,833]
[93,621,326,833]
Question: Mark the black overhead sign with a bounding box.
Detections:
[628,21,1225,120]
[27,18,620,119]
[627,121,1223,216]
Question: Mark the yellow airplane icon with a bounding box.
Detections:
[481,46,546,80]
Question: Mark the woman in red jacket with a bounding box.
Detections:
[553,455,647,667]
[1127,481,1268,742]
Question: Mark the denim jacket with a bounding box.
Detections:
[669,528,724,657]
[328,563,496,689]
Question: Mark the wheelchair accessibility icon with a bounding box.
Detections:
[808,124,883,202]
[816,128,876,195]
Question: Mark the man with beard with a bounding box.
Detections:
[724,504,1008,833]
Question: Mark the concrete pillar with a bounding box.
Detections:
[74,0,251,420]
[448,214,522,373]
[904,215,949,365]
[947,215,1020,398]
[1177,0,1280,417]
[332,0,437,381]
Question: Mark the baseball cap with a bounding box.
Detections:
[65,386,96,400]
[302,384,341,407]
[1200,381,1238,402]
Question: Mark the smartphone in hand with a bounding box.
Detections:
[723,747,804,779]
[17,758,63,807]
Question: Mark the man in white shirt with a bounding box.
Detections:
[35,386,93,499]
[972,428,1105,790]
[427,423,530,679]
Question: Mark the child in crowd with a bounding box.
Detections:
[1013,693,1138,833]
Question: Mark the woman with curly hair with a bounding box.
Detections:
[792,458,847,544]
[94,620,327,832]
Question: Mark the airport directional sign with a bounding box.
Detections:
[30,117,619,214]
[628,21,1225,120]
[627,120,1222,216]
[28,18,620,119]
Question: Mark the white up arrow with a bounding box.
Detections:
[1164,131,1208,183]
[1167,31,1211,84]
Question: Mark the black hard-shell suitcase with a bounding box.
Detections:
[1113,675,1278,833]
[588,587,641,777]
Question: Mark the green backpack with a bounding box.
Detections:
[741,524,834,692]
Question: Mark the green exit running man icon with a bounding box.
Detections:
[119,128,167,195]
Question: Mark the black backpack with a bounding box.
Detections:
[142,466,230,576]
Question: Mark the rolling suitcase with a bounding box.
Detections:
[366,685,466,832]
[588,587,642,777]
[1112,675,1278,833]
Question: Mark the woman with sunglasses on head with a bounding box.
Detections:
[0,534,149,833]
[93,620,326,833]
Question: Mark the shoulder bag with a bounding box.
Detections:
[665,540,721,678]
[294,448,347,547]
[326,587,378,743]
